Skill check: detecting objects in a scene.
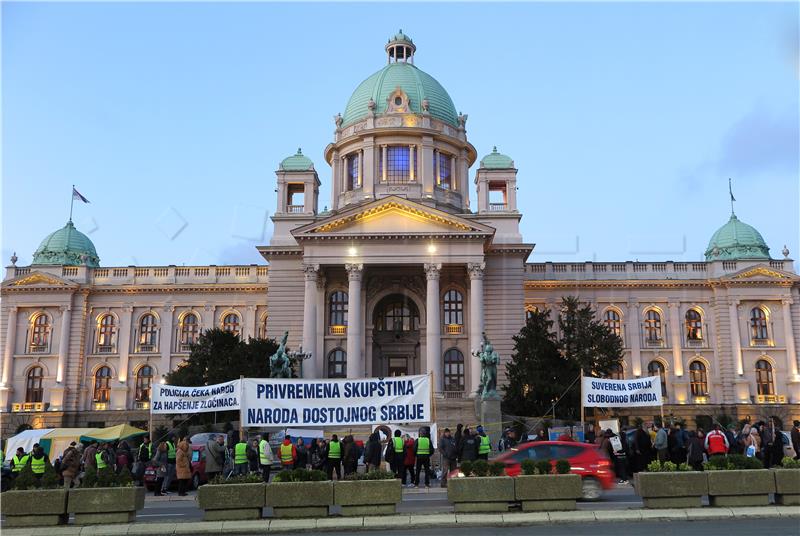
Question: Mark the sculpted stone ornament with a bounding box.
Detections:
[269,331,293,378]
[473,332,499,399]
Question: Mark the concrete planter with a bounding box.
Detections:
[707,469,775,507]
[266,481,333,518]
[514,474,582,511]
[2,489,68,527]
[633,472,708,509]
[333,479,402,516]
[197,483,266,521]
[67,486,145,524]
[447,476,515,512]
[773,469,800,506]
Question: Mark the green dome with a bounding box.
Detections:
[705,214,770,261]
[342,62,458,127]
[480,146,514,169]
[279,148,314,171]
[32,220,100,267]
[389,29,413,45]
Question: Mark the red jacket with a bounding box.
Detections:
[403,438,416,466]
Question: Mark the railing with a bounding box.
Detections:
[134,401,150,410]
[136,344,157,353]
[329,325,347,336]
[287,205,305,213]
[62,267,78,276]
[488,203,507,211]
[749,338,774,348]
[28,344,50,354]
[96,345,115,354]
[93,402,109,411]
[769,260,785,270]
[686,337,708,349]
[11,402,46,412]
[756,394,786,404]
[722,261,737,271]
[177,342,193,353]
[442,390,465,399]
[445,324,463,335]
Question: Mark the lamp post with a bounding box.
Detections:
[289,346,313,378]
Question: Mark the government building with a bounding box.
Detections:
[2,33,798,436]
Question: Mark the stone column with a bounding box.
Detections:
[627,302,642,377]
[460,149,470,209]
[118,306,134,383]
[357,150,363,188]
[243,305,256,340]
[381,145,388,182]
[56,305,72,383]
[302,264,319,378]
[728,298,744,376]
[316,275,327,378]
[331,149,340,208]
[468,263,485,396]
[668,302,683,377]
[425,263,442,392]
[450,155,456,190]
[409,145,416,182]
[159,305,174,379]
[346,264,363,378]
[421,137,435,197]
[363,139,375,199]
[782,299,798,377]
[2,306,17,386]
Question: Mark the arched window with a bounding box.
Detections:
[437,152,452,190]
[327,349,346,379]
[93,366,111,403]
[443,289,463,328]
[137,313,158,352]
[222,313,240,337]
[25,366,44,403]
[135,365,153,402]
[644,310,662,345]
[179,313,199,351]
[648,360,667,397]
[750,307,769,341]
[374,296,419,332]
[603,309,622,337]
[329,291,348,334]
[689,361,708,396]
[443,349,465,392]
[755,359,774,396]
[685,309,703,341]
[96,314,116,353]
[258,314,268,339]
[28,313,51,353]
[607,363,624,380]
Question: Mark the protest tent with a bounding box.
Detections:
[41,428,96,459]
[80,424,148,443]
[4,428,54,461]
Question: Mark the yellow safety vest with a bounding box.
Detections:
[478,435,491,454]
[139,443,152,460]
[166,441,176,461]
[12,454,28,472]
[30,454,46,474]
[280,443,293,464]
[95,452,107,470]
[259,439,270,465]
[393,437,404,453]
[234,442,248,464]
[328,440,341,459]
[417,437,431,456]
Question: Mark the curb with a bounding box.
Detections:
[4,506,799,535]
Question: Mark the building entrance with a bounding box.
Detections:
[388,357,409,377]
[372,293,421,377]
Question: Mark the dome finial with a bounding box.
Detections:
[297,147,302,155]
[386,30,415,64]
[728,177,736,217]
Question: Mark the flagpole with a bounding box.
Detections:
[728,178,735,216]
[69,184,75,222]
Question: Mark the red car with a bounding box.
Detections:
[450,441,615,500]
[144,444,208,491]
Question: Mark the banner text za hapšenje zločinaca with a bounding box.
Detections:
[150,375,432,427]
[582,375,662,407]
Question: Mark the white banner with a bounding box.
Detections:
[151,380,241,414]
[241,375,431,427]
[582,375,662,407]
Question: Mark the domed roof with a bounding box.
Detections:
[342,34,458,128]
[480,146,514,169]
[279,148,314,172]
[32,220,100,267]
[704,214,770,261]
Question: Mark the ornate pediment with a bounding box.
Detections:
[724,264,798,282]
[292,196,494,240]
[2,271,79,289]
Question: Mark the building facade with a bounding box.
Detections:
[2,33,798,435]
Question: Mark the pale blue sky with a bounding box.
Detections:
[3,2,798,267]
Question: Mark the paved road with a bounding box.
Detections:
[136,483,643,522]
[270,519,798,536]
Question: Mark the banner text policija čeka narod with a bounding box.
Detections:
[241,375,431,427]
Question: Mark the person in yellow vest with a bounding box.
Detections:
[477,425,491,460]
[326,434,342,480]
[390,430,404,478]
[279,434,297,471]
[233,437,249,476]
[10,447,29,475]
[414,429,434,488]
[29,443,50,482]
[259,434,273,482]
[161,435,177,494]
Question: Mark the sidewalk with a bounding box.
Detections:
[5,506,798,536]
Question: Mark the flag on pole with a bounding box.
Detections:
[728,178,735,202]
[72,187,90,204]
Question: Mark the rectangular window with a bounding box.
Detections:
[438,152,452,190]
[287,184,305,213]
[347,153,360,190]
[382,146,415,184]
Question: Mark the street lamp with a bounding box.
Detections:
[289,346,313,378]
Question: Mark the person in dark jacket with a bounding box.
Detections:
[247,438,260,473]
[312,438,327,471]
[792,421,800,461]
[294,437,309,470]
[632,425,653,473]
[459,428,478,462]
[453,424,464,464]
[686,430,705,471]
[342,435,358,476]
[363,432,382,471]
[439,428,457,488]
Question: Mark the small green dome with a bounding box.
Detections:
[389,29,413,45]
[342,60,458,127]
[480,146,514,169]
[705,214,770,261]
[32,220,100,267]
[279,148,314,172]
